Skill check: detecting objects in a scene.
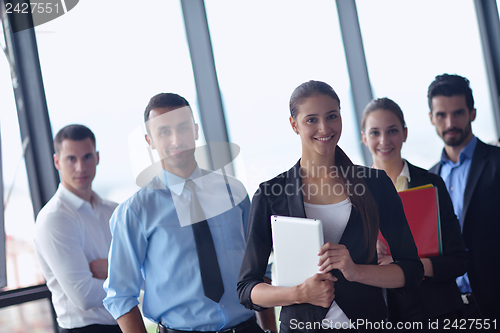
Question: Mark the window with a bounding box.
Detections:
[34,0,204,203]
[32,0,205,329]
[205,0,362,195]
[0,299,53,332]
[0,21,45,292]
[357,0,496,168]
[0,19,51,332]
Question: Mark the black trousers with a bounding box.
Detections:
[458,293,483,320]
[59,324,122,333]
[245,317,266,333]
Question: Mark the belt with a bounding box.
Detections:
[159,316,257,333]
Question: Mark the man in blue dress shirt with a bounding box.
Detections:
[103,93,275,333]
[428,74,500,322]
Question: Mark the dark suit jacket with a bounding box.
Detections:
[388,161,466,321]
[238,160,424,332]
[430,139,500,321]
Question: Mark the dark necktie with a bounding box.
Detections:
[185,179,225,303]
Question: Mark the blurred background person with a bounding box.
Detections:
[428,74,500,321]
[361,97,466,329]
[34,125,120,333]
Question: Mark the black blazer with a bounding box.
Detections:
[430,139,500,321]
[387,161,466,320]
[238,161,424,332]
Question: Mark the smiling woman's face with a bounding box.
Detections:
[362,109,407,165]
[290,94,342,158]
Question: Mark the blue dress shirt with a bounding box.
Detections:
[439,135,477,294]
[103,166,259,330]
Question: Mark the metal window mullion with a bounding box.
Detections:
[180,0,234,176]
[2,3,59,215]
[0,120,5,289]
[474,0,500,139]
[336,0,373,166]
[1,4,59,332]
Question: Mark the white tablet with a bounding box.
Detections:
[270,215,324,287]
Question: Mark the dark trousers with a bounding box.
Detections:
[243,317,265,333]
[59,324,122,333]
[458,293,483,320]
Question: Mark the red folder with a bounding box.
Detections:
[378,185,442,258]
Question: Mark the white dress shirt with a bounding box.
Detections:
[304,199,353,328]
[34,184,117,329]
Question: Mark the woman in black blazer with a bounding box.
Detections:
[361,97,467,328]
[237,81,424,333]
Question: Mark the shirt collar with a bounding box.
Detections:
[440,135,478,164]
[58,183,100,210]
[395,160,411,191]
[399,159,411,182]
[163,165,204,196]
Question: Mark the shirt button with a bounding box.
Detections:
[450,187,454,191]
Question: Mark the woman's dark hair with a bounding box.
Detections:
[361,97,406,132]
[290,80,341,119]
[290,80,379,263]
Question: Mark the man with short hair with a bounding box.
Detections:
[428,74,500,321]
[34,124,121,332]
[103,93,275,333]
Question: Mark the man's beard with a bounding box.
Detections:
[442,126,471,147]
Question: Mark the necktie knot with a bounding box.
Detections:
[184,179,196,192]
[185,180,205,224]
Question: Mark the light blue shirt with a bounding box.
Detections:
[103,166,260,330]
[439,135,477,294]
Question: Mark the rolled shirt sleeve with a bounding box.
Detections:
[104,201,148,319]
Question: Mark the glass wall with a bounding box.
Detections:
[0,299,53,333]
[0,19,45,290]
[0,17,50,333]
[2,0,202,331]
[1,1,500,332]
[205,0,363,196]
[357,0,497,168]
[34,0,204,204]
